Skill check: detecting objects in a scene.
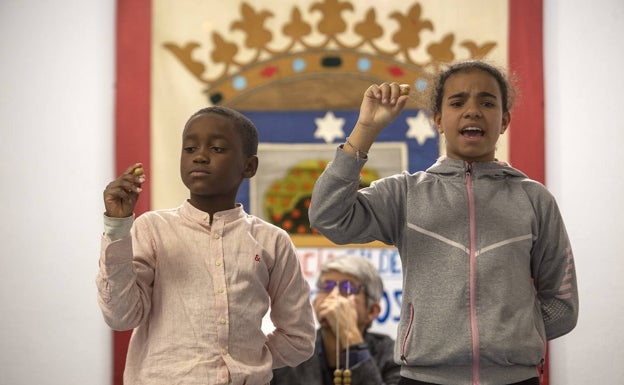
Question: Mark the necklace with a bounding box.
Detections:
[333,286,352,385]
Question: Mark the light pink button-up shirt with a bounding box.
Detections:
[97,201,315,385]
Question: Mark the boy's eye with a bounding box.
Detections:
[449,100,464,107]
[211,146,225,153]
[183,146,197,153]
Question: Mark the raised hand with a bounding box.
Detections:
[356,82,410,135]
[103,163,146,218]
[315,288,363,349]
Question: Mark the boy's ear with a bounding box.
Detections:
[243,155,258,178]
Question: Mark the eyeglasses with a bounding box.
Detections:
[316,280,366,297]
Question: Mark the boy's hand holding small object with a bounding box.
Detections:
[103,163,146,218]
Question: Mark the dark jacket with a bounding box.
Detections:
[271,329,400,385]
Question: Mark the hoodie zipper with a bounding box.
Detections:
[466,162,480,385]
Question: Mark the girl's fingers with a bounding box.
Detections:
[376,82,409,104]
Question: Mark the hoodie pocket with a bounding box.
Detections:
[400,303,415,364]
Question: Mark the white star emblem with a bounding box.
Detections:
[314,111,346,143]
[405,111,437,146]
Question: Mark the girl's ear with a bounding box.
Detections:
[243,155,258,178]
[433,112,443,134]
[500,111,511,134]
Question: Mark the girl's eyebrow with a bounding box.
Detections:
[477,91,499,99]
[447,91,499,100]
[447,92,467,99]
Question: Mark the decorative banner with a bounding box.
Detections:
[151,0,510,212]
[116,0,546,383]
[151,0,508,334]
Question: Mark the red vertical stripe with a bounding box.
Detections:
[114,0,151,384]
[508,0,545,184]
[509,2,548,384]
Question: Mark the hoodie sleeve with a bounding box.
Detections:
[308,147,405,246]
[529,185,579,340]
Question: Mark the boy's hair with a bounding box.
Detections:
[319,255,384,308]
[429,60,516,114]
[185,106,259,156]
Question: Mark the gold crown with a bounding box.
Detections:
[163,1,497,110]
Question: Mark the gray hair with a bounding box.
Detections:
[319,255,384,308]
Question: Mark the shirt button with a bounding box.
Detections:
[220,318,226,324]
[202,214,208,221]
[216,260,222,266]
[217,288,224,294]
[213,233,220,239]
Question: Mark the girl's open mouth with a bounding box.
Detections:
[460,127,484,137]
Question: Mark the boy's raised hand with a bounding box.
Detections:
[103,163,146,218]
[356,82,410,134]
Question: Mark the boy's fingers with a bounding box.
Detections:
[124,162,142,173]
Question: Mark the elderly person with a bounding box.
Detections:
[271,254,400,385]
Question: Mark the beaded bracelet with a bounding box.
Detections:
[345,137,368,161]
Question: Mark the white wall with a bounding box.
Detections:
[1,1,623,385]
[0,1,115,385]
[544,1,624,384]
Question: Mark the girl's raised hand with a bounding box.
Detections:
[356,82,410,134]
[103,163,146,218]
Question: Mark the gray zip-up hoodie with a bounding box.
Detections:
[309,149,578,385]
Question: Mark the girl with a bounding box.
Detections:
[308,60,578,385]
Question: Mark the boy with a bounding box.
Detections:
[97,106,315,385]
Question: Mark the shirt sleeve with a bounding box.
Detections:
[96,214,155,331]
[103,214,134,241]
[264,232,316,368]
